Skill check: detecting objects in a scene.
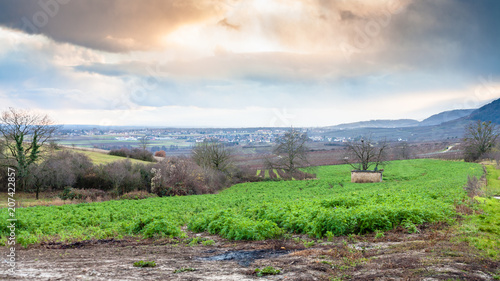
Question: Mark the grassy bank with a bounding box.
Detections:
[458,165,500,260]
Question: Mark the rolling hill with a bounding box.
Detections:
[467,98,500,124]
[419,109,475,126]
[317,98,500,141]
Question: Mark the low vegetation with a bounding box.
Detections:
[109,148,155,162]
[173,267,196,273]
[0,159,483,247]
[458,165,500,259]
[1,150,245,199]
[254,266,281,276]
[133,260,156,268]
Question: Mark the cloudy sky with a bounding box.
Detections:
[0,0,499,127]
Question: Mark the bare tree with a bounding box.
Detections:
[344,136,388,171]
[0,108,59,191]
[398,141,412,160]
[192,140,232,172]
[138,135,150,151]
[463,120,499,162]
[266,128,310,173]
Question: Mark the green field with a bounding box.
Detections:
[0,159,483,247]
[73,150,152,165]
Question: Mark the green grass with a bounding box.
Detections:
[74,150,152,165]
[485,165,500,196]
[458,165,500,260]
[0,159,483,247]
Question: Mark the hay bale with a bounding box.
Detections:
[351,170,383,183]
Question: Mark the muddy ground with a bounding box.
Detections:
[1,224,499,280]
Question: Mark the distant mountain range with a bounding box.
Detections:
[466,98,500,124]
[322,119,419,130]
[419,109,475,126]
[316,98,500,141]
[322,109,476,131]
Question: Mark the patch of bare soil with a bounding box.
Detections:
[1,225,499,280]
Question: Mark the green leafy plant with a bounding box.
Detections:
[133,260,156,267]
[254,266,281,276]
[326,231,334,242]
[202,239,215,246]
[402,219,420,234]
[142,219,186,238]
[303,240,315,248]
[374,230,385,239]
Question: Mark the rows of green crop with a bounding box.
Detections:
[0,159,483,246]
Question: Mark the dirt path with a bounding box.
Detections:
[1,226,498,280]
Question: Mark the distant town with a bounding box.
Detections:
[57,126,352,153]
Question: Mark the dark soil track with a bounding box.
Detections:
[1,225,498,280]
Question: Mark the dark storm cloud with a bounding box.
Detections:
[379,0,500,75]
[0,0,229,52]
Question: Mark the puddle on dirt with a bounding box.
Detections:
[198,249,291,267]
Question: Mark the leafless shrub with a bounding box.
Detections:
[265,128,310,174]
[192,140,233,172]
[228,166,262,183]
[275,169,291,180]
[100,160,142,195]
[464,175,482,197]
[151,157,207,196]
[397,141,413,160]
[120,190,158,200]
[344,136,388,171]
[27,150,93,199]
[109,148,155,162]
[463,120,499,162]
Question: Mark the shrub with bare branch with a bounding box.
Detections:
[151,157,223,196]
[265,128,310,174]
[463,120,499,162]
[344,137,388,171]
[192,140,232,172]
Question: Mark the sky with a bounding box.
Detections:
[0,0,499,128]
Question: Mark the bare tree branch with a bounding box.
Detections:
[192,140,232,172]
[344,136,388,171]
[0,108,60,191]
[266,128,310,173]
[138,135,150,151]
[463,120,499,162]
